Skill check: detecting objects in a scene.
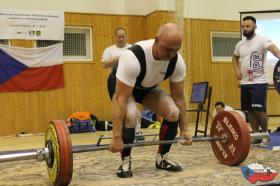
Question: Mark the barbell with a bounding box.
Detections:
[0,111,270,185]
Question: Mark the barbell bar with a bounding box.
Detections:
[73,135,226,153]
[0,131,268,162]
[0,136,226,163]
[0,132,268,163]
[0,148,47,162]
[98,132,269,144]
[97,133,159,145]
[0,111,270,185]
[0,130,269,163]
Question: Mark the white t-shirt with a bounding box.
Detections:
[234,34,273,84]
[116,39,186,88]
[101,44,131,68]
[212,105,246,121]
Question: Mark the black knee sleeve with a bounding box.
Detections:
[158,119,178,155]
[121,127,135,160]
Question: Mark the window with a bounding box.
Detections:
[0,39,9,45]
[210,32,240,62]
[36,26,93,62]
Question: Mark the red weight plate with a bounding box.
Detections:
[48,120,73,186]
[210,111,250,166]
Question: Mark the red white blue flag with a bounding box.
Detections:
[0,43,64,92]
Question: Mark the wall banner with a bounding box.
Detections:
[0,9,64,40]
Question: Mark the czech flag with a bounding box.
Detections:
[0,43,64,92]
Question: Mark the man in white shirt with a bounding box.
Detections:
[232,16,280,145]
[108,23,192,178]
[102,27,132,98]
[101,27,131,69]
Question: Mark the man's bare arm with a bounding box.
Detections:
[112,80,133,137]
[232,54,241,80]
[101,57,119,68]
[267,44,280,59]
[110,79,133,152]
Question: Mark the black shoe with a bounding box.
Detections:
[155,153,182,172]
[117,156,133,178]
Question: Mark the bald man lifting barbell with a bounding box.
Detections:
[107,22,192,178]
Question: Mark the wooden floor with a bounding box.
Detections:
[0,119,279,186]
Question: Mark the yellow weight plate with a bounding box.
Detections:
[45,120,73,186]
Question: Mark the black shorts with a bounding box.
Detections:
[107,74,155,103]
[241,83,268,112]
[107,74,116,100]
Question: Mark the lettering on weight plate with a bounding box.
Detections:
[223,116,239,141]
[215,140,228,159]
[228,143,236,156]
[216,121,223,132]
[223,150,228,159]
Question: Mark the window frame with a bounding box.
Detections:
[34,26,93,63]
[210,31,240,63]
[63,26,93,63]
[0,39,11,46]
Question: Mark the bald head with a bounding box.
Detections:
[153,23,183,60]
[156,23,182,44]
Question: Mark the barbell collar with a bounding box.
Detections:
[250,132,269,139]
[0,147,49,163]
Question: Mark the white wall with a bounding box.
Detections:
[0,0,126,14]
[0,0,174,15]
[1,0,280,20]
[184,0,280,20]
[0,0,170,15]
[124,0,164,15]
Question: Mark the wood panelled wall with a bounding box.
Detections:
[0,12,279,136]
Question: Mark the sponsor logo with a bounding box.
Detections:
[241,162,277,184]
[251,104,262,108]
[248,51,264,81]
